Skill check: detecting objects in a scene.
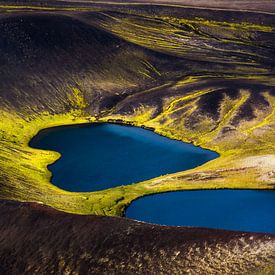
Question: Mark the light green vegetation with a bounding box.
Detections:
[1,85,274,216]
[0,3,274,216]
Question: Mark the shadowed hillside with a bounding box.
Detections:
[0,13,168,114]
[0,200,274,274]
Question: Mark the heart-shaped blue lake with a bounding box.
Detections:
[30,123,218,192]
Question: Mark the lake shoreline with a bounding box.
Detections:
[126,189,275,233]
[30,122,219,192]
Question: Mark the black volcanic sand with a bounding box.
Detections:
[0,200,274,274]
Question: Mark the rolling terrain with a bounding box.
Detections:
[0,1,274,273]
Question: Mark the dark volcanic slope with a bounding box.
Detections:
[0,200,274,275]
[0,12,171,114]
[0,5,274,126]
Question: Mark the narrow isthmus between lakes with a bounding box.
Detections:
[30,123,275,233]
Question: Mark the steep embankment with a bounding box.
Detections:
[0,2,274,216]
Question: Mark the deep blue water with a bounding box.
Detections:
[126,190,275,233]
[30,123,218,192]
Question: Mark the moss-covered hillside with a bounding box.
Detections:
[0,2,274,216]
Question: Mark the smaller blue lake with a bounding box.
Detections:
[126,190,275,233]
[30,123,218,192]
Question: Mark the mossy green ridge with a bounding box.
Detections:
[0,2,274,217]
